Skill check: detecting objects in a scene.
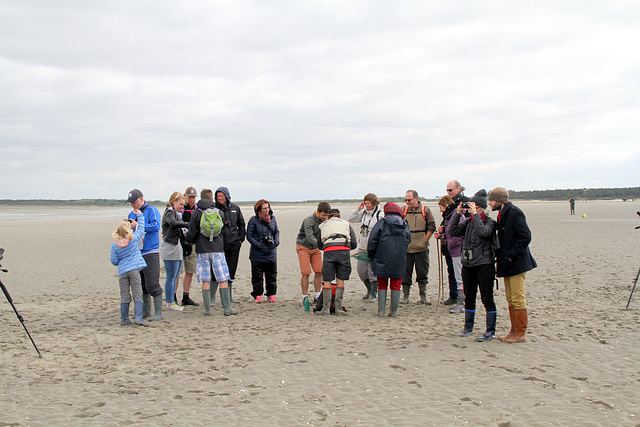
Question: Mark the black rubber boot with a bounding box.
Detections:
[459,309,475,336]
[363,279,371,300]
[401,284,410,304]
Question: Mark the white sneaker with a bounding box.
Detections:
[167,302,184,311]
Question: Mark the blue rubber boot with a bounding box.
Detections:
[133,301,149,327]
[459,309,475,337]
[120,303,132,326]
[476,311,497,342]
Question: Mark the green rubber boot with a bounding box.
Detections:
[202,289,212,316]
[377,289,387,317]
[334,287,345,315]
[319,288,332,315]
[142,294,152,318]
[150,295,163,321]
[389,290,401,318]
[220,287,239,316]
[210,281,219,306]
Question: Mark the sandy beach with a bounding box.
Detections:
[1,200,639,426]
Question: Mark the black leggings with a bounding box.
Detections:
[462,263,496,312]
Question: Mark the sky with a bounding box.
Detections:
[1,1,639,202]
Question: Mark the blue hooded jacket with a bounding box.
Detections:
[110,212,147,275]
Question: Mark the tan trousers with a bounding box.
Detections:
[503,273,527,310]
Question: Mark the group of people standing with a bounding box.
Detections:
[110,186,279,325]
[111,181,537,344]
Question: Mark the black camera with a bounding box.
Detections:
[463,249,473,260]
[264,235,275,246]
[461,203,470,209]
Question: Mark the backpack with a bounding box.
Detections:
[199,207,223,241]
[312,284,347,314]
[402,204,427,220]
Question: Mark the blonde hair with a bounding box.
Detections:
[166,191,185,208]
[112,221,133,240]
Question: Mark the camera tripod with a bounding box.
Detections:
[624,212,640,309]
[0,248,42,357]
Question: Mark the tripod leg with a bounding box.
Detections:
[626,267,640,309]
[0,280,42,358]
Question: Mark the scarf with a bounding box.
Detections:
[258,211,271,224]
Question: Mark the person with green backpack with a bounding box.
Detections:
[185,188,239,317]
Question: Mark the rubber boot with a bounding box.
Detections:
[418,282,431,305]
[503,309,528,343]
[142,294,152,318]
[202,289,212,316]
[449,291,465,314]
[120,303,132,326]
[210,281,219,306]
[150,295,163,321]
[318,288,332,315]
[498,306,516,341]
[459,309,475,336]
[389,290,401,318]
[401,284,410,304]
[334,287,345,315]
[229,282,239,304]
[476,311,497,342]
[220,287,239,316]
[133,301,148,326]
[363,279,372,300]
[369,280,377,302]
[377,289,387,316]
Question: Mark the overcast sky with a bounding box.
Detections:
[1,1,638,202]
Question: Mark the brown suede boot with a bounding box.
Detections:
[503,308,527,343]
[498,306,516,341]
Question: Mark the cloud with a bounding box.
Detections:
[0,1,638,201]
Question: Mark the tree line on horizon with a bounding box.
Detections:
[1,187,639,206]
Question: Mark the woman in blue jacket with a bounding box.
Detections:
[247,199,280,303]
[367,203,411,317]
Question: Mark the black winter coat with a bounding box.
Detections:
[215,188,246,251]
[247,208,280,263]
[495,202,537,277]
[367,213,411,278]
[449,212,496,268]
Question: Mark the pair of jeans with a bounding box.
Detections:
[163,260,183,304]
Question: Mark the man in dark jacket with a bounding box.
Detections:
[215,187,246,303]
[186,189,239,316]
[488,187,537,344]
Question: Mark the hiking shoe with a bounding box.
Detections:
[443,297,457,305]
[181,296,200,306]
[449,303,465,314]
[268,295,276,303]
[475,333,496,342]
[254,296,262,303]
[167,302,184,311]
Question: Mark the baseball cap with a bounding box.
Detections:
[126,189,143,203]
[185,186,197,197]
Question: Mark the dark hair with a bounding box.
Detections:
[438,195,454,207]
[363,193,380,206]
[406,189,419,199]
[317,201,331,214]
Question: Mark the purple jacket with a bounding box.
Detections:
[444,206,464,258]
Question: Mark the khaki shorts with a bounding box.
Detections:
[183,249,197,274]
[296,244,322,275]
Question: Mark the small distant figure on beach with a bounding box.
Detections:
[569,198,575,215]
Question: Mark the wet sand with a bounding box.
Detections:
[1,200,639,425]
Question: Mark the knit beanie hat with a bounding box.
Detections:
[489,187,510,204]
[384,202,403,216]
[471,189,488,209]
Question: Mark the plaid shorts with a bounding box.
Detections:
[196,252,230,283]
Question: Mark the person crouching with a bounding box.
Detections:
[316,209,358,315]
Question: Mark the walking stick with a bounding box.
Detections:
[0,249,42,358]
[625,266,640,309]
[436,239,444,311]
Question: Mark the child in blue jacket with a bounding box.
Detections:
[110,209,148,326]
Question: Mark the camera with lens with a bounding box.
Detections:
[461,203,470,209]
[263,234,275,246]
[463,249,473,260]
[360,224,369,237]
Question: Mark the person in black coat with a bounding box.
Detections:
[488,187,537,344]
[367,203,411,317]
[246,199,280,303]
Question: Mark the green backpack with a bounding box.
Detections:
[199,207,223,241]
